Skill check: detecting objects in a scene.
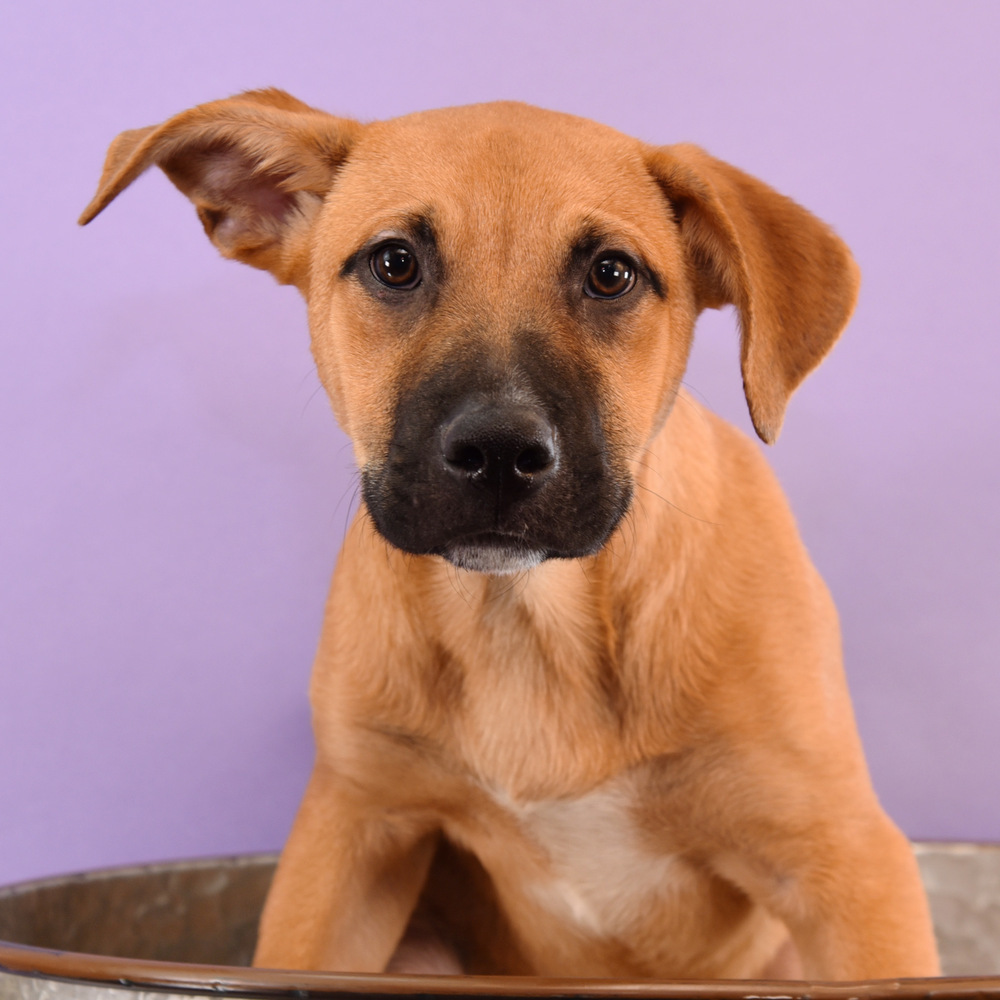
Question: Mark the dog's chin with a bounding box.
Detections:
[443,539,547,576]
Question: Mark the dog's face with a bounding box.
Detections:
[306,105,694,573]
[81,92,859,575]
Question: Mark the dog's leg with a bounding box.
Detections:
[781,817,939,980]
[711,793,939,979]
[253,763,437,973]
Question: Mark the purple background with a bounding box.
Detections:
[1,1,997,885]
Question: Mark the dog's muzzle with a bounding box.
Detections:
[361,353,632,575]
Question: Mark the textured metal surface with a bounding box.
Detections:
[1,844,1000,997]
[0,854,274,967]
[0,970,169,1000]
[916,842,1000,975]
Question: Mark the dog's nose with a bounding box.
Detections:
[441,401,558,494]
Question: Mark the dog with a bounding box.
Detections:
[81,90,940,982]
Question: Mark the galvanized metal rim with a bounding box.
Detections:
[1,843,998,999]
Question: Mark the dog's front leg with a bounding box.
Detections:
[253,762,437,973]
[780,815,939,980]
[714,799,939,979]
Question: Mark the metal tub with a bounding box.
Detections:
[1,843,998,999]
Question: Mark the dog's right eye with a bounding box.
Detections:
[370,243,421,289]
[585,256,636,299]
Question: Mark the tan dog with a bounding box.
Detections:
[81,91,939,982]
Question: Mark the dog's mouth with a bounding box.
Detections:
[442,532,547,576]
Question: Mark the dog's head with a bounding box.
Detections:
[82,91,858,575]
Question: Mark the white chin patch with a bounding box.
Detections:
[445,543,546,576]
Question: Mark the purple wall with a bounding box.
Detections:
[1,1,997,884]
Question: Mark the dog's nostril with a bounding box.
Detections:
[514,443,554,477]
[448,442,487,474]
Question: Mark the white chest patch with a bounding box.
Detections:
[485,780,685,938]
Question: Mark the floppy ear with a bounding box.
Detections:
[646,145,859,443]
[79,88,362,285]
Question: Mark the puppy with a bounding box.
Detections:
[81,91,940,982]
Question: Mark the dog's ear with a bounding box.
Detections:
[646,145,859,443]
[79,89,362,284]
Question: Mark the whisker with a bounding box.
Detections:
[334,469,362,536]
[625,503,639,548]
[298,368,330,419]
[631,449,665,485]
[635,481,721,527]
[449,564,478,609]
[678,378,713,409]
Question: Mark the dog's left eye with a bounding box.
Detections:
[585,257,636,299]
[370,243,421,289]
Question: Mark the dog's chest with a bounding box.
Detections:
[465,779,690,940]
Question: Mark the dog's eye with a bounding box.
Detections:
[585,257,636,299]
[370,243,421,289]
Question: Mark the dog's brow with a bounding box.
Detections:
[570,222,666,300]
[340,211,439,279]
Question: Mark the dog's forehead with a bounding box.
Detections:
[371,101,637,170]
[330,102,664,238]
[376,100,632,159]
